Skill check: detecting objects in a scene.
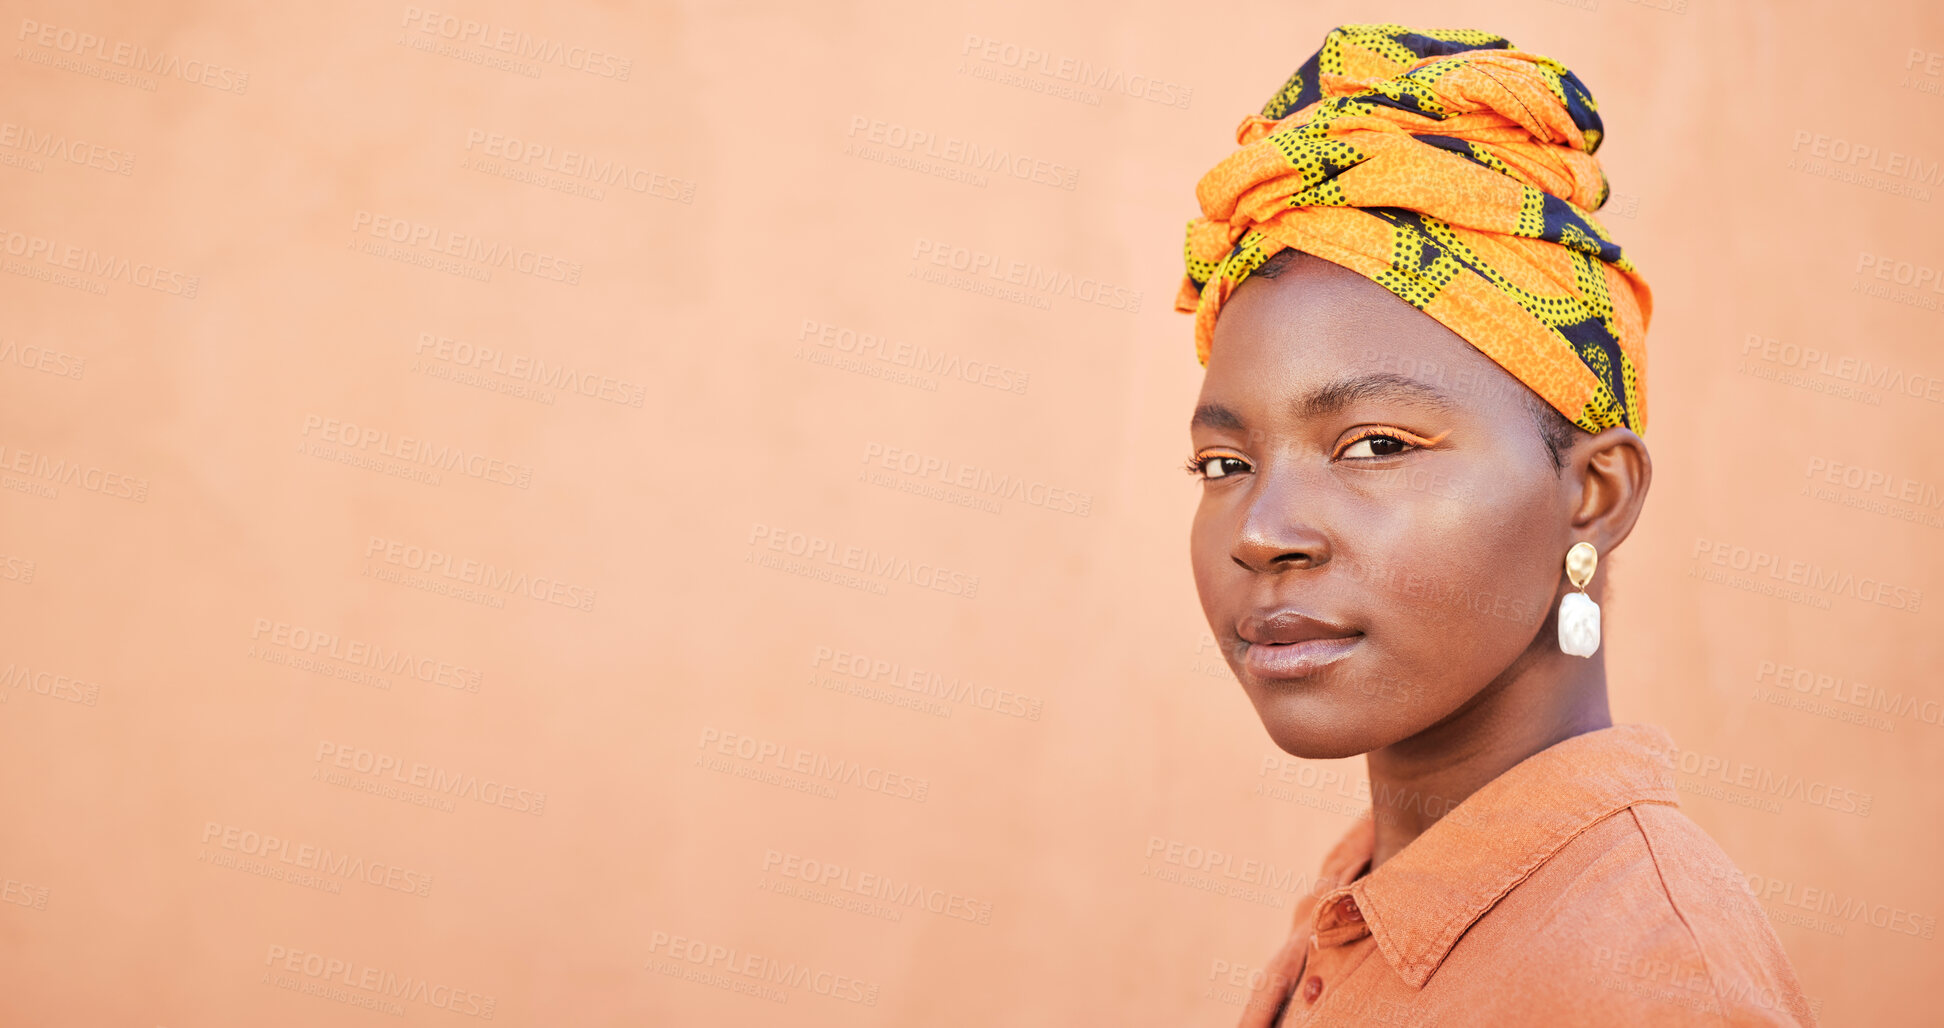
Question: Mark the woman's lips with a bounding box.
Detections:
[1236,609,1361,678]
[1242,634,1362,679]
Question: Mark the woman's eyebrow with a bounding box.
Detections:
[1190,373,1459,433]
[1190,402,1246,432]
[1295,372,1460,419]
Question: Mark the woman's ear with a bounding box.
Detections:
[1567,427,1653,554]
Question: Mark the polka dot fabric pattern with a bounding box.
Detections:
[1176,23,1653,434]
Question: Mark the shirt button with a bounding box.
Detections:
[1302,976,1324,1003]
[1339,897,1363,923]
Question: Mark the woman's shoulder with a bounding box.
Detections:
[1498,800,1818,1025]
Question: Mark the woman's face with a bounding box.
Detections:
[1189,253,1577,760]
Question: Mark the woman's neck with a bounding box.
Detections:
[1361,646,1614,871]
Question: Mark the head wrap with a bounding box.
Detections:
[1176,24,1652,434]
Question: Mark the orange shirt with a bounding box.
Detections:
[1237,724,1816,1027]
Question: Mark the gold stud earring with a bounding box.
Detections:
[1558,541,1600,658]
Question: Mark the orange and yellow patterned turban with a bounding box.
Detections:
[1176,24,1652,434]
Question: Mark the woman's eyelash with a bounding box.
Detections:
[1334,427,1448,459]
[1337,430,1412,458]
[1184,453,1252,478]
[1186,430,1444,475]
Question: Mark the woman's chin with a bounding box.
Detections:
[1249,690,1423,761]
[1257,712,1387,761]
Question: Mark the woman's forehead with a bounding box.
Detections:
[1191,371,1472,441]
[1201,262,1517,416]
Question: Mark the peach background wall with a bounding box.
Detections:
[1,1,1940,1025]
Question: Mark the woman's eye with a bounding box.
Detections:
[1199,456,1251,479]
[1340,435,1409,459]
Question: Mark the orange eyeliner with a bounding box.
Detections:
[1186,448,1249,473]
[1333,426,1449,458]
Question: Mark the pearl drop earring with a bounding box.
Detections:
[1558,541,1600,658]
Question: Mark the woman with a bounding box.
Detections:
[1177,25,1814,1027]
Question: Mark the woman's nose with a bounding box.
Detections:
[1229,467,1333,573]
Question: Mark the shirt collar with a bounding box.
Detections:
[1308,723,1680,989]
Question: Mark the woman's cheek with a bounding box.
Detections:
[1427,513,1555,663]
[1359,500,1534,664]
[1188,505,1231,611]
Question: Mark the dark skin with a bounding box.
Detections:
[1187,251,1652,871]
